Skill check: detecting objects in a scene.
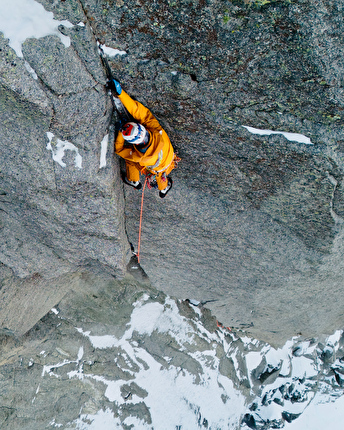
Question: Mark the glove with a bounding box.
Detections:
[115,117,126,132]
[106,78,122,95]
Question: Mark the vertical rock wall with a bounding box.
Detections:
[0,0,131,335]
[1,0,344,344]
[79,0,344,344]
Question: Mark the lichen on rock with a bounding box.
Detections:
[1,0,344,346]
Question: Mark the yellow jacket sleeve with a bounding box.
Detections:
[118,90,162,132]
[115,133,132,159]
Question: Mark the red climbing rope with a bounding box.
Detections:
[137,177,147,263]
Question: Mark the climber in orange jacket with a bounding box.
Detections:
[109,79,178,198]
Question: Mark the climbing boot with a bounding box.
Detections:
[159,178,173,198]
[123,176,142,190]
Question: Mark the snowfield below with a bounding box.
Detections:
[38,293,344,430]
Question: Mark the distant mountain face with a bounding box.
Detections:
[1,0,344,344]
[0,275,343,429]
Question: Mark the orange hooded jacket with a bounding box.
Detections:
[114,90,176,185]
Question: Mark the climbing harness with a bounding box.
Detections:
[97,42,183,263]
[146,174,158,190]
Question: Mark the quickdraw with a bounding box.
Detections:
[146,174,158,190]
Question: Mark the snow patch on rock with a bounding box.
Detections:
[99,134,109,169]
[99,43,127,57]
[46,132,82,169]
[0,0,73,57]
[243,125,313,145]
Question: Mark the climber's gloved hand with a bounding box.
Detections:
[106,78,122,95]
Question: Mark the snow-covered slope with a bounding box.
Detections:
[32,288,344,429]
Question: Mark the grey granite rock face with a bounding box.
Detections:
[1,0,344,344]
[79,0,344,344]
[0,2,131,335]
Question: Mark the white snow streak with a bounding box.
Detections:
[99,134,109,168]
[243,125,313,145]
[42,346,83,378]
[24,61,38,79]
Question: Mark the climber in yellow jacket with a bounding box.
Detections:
[109,79,177,198]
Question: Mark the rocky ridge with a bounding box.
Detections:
[0,274,343,429]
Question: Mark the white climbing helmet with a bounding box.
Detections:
[121,122,147,144]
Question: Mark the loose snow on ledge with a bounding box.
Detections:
[0,0,73,57]
[46,132,82,169]
[99,43,127,57]
[243,125,313,145]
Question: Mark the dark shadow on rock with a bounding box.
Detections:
[126,255,150,284]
